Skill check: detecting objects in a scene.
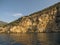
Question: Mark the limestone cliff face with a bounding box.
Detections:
[0,21,7,33]
[4,2,60,33]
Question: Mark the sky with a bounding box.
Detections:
[0,0,60,23]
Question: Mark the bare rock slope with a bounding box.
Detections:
[4,2,60,33]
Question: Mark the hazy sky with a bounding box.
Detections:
[0,0,60,23]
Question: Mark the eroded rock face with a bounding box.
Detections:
[4,2,60,33]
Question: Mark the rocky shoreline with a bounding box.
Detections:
[0,2,60,33]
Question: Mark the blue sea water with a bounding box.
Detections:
[0,33,60,45]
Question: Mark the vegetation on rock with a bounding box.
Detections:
[0,2,60,33]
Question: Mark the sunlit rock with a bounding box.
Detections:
[2,2,60,33]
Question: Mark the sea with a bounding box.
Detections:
[0,33,60,45]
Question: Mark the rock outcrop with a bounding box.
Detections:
[3,2,60,33]
[0,21,7,33]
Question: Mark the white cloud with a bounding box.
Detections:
[13,13,23,17]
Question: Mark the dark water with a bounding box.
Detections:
[0,33,60,45]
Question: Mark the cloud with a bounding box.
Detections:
[13,13,23,17]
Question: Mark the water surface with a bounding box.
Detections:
[0,33,60,45]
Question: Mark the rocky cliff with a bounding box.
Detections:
[0,21,7,33]
[3,2,60,33]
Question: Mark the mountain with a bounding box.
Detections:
[0,21,7,27]
[2,2,60,33]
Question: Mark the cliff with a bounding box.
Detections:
[0,21,7,33]
[3,2,60,33]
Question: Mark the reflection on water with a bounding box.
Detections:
[0,33,60,45]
